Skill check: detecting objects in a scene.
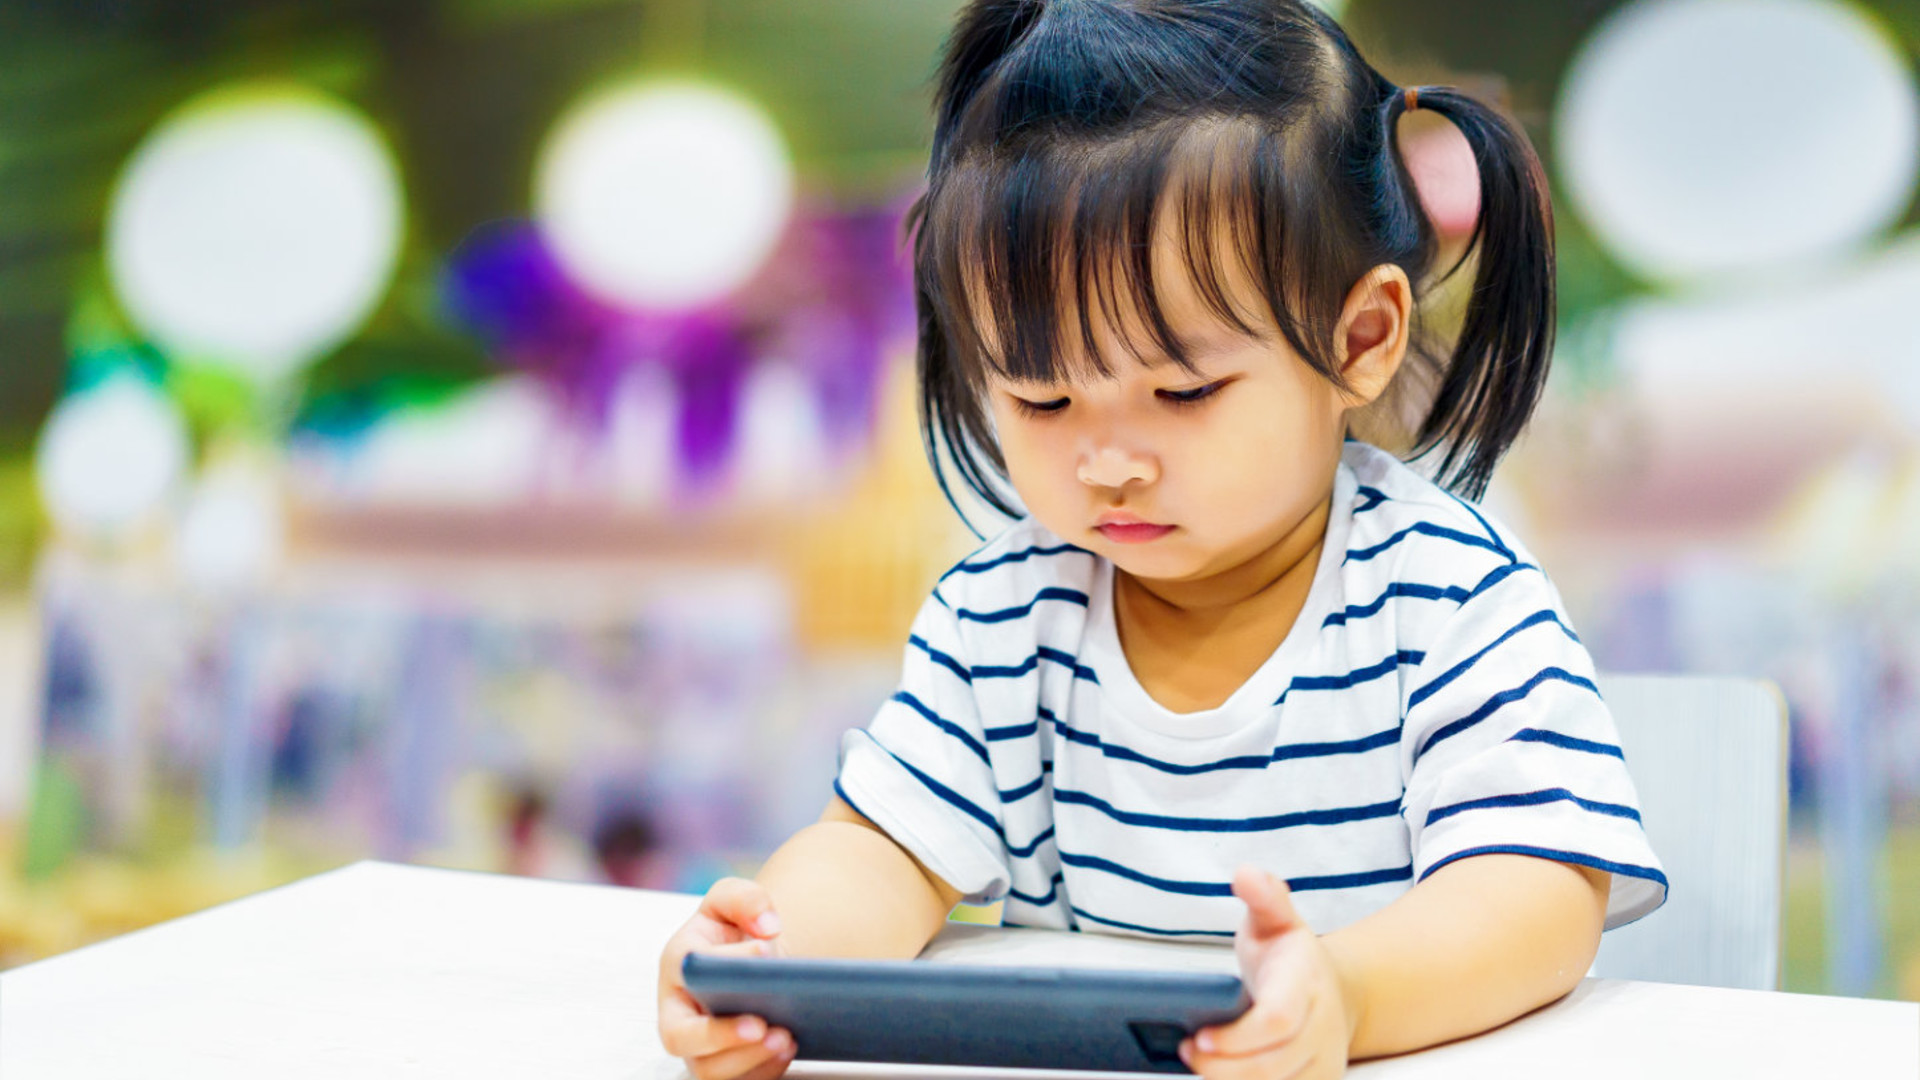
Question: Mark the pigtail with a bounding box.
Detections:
[931,0,1047,171]
[1394,86,1556,501]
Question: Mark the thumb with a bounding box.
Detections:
[1233,865,1304,940]
[699,877,784,940]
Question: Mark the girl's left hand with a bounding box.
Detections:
[1180,866,1357,1080]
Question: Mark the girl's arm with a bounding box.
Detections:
[1325,853,1610,1059]
[755,796,964,958]
[657,798,963,1080]
[1182,856,1607,1080]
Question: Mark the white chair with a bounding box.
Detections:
[1589,673,1788,991]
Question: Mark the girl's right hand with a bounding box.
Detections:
[657,877,797,1080]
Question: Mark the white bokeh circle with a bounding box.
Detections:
[535,81,794,310]
[175,452,287,592]
[106,85,405,383]
[1557,0,1918,284]
[35,375,191,541]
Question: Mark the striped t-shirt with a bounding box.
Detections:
[835,441,1667,939]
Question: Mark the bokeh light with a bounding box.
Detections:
[105,84,405,383]
[174,451,286,592]
[34,374,190,543]
[1557,0,1918,285]
[534,81,794,311]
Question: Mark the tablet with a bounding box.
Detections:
[681,953,1251,1073]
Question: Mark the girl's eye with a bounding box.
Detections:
[1158,380,1226,407]
[1012,395,1070,417]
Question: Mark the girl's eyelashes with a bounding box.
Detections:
[1011,395,1071,417]
[1158,380,1228,407]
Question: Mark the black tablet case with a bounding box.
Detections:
[682,953,1251,1073]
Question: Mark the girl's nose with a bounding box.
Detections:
[1076,444,1159,489]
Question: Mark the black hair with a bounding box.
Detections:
[908,0,1555,525]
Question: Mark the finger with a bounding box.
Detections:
[661,932,777,986]
[731,1036,801,1080]
[1193,974,1315,1057]
[1233,866,1303,941]
[688,1028,795,1080]
[662,988,773,1058]
[1182,1013,1320,1080]
[700,877,783,939]
[1182,1040,1320,1080]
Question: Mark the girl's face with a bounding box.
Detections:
[983,241,1407,589]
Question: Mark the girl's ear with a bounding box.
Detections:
[1334,264,1412,408]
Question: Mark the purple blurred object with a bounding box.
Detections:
[441,206,916,494]
[442,220,624,425]
[768,206,915,458]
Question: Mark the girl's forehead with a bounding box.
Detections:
[968,228,1281,381]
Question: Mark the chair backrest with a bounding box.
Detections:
[1589,674,1788,991]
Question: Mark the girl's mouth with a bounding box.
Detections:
[1095,522,1176,543]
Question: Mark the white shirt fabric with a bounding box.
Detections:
[835,441,1667,940]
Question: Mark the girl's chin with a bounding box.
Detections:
[1104,545,1215,584]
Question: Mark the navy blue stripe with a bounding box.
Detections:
[953,588,1089,624]
[973,646,1099,683]
[1447,492,1515,560]
[1346,522,1505,564]
[1007,872,1065,907]
[1354,485,1389,514]
[861,737,1057,858]
[1323,583,1470,628]
[1463,560,1540,603]
[1420,845,1670,892]
[1057,851,1231,896]
[1407,610,1578,710]
[942,543,1085,580]
[889,691,990,765]
[1054,789,1400,833]
[1287,863,1415,892]
[1069,905,1235,938]
[1059,850,1413,897]
[1007,825,1055,859]
[1414,668,1600,762]
[1276,650,1423,705]
[1508,727,1625,759]
[862,738,1003,838]
[1043,709,1397,774]
[984,719,1038,742]
[998,773,1048,803]
[1273,726,1401,761]
[908,634,972,684]
[1425,787,1641,827]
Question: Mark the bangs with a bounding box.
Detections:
[915,118,1348,389]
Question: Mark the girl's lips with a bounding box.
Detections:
[1096,522,1176,543]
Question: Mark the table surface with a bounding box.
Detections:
[2,861,1914,1079]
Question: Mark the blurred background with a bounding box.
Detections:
[0,0,1914,1003]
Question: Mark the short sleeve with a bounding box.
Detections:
[1399,565,1668,929]
[834,590,1013,904]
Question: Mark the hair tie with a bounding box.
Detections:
[1403,86,1420,112]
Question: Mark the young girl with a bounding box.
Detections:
[659,2,1665,1078]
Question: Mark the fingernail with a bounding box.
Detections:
[1196,1032,1215,1053]
[736,1017,763,1040]
[765,1030,791,1054]
[753,912,782,937]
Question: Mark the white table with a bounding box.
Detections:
[1,862,1913,1078]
